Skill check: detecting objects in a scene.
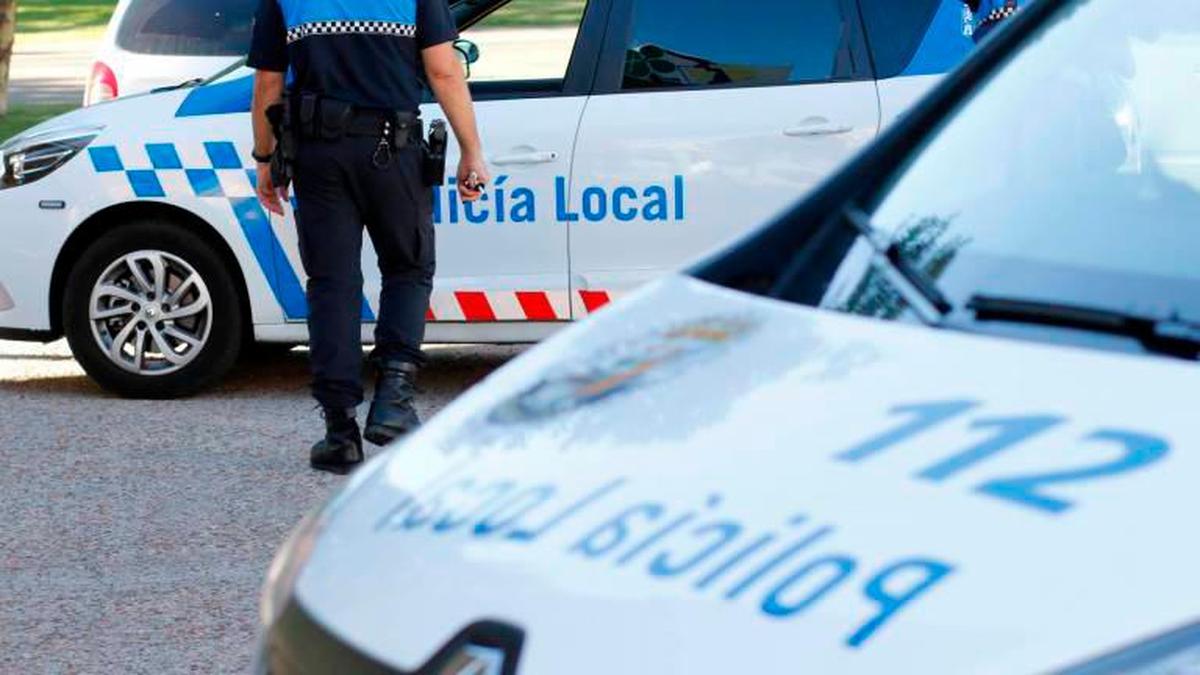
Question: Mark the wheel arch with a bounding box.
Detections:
[49,202,254,343]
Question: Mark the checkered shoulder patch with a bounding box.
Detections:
[287,20,417,44]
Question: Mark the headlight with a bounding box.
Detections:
[0,126,103,190]
[259,457,389,627]
[259,509,325,628]
[1061,621,1200,674]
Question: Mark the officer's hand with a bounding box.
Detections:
[457,155,490,203]
[256,163,287,216]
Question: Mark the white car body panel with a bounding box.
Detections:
[570,81,881,297]
[877,74,944,129]
[292,275,1200,673]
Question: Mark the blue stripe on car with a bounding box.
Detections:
[86,143,319,321]
[89,146,124,172]
[229,197,309,320]
[127,170,166,198]
[187,169,223,197]
[205,141,243,170]
[146,143,183,170]
[175,76,254,118]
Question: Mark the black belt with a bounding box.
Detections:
[289,92,421,143]
[345,109,422,142]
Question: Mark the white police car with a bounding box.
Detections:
[255,0,1200,672]
[0,0,975,398]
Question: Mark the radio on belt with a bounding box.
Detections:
[423,119,449,187]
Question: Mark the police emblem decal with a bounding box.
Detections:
[487,315,759,425]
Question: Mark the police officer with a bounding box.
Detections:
[964,0,1022,43]
[247,0,489,474]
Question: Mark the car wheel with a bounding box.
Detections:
[63,220,245,399]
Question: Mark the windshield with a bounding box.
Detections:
[116,0,255,56]
[822,0,1200,332]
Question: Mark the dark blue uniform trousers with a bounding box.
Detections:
[292,137,434,409]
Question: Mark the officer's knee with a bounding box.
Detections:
[306,274,364,294]
[379,265,433,287]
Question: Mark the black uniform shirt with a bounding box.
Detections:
[247,0,458,113]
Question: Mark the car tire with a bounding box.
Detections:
[63,220,245,399]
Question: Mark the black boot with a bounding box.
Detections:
[310,407,364,475]
[364,360,421,446]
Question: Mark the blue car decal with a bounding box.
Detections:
[86,141,377,322]
[176,75,255,118]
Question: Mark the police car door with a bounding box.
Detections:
[400,0,602,334]
[567,0,879,313]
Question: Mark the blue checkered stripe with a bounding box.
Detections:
[87,141,261,200]
[85,142,339,322]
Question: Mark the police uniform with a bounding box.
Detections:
[966,0,1022,43]
[248,0,458,472]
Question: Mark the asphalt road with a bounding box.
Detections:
[0,338,525,673]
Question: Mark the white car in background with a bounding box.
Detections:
[3,0,977,399]
[256,0,1200,672]
[84,0,253,106]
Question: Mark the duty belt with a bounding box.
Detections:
[290,93,422,144]
[267,93,443,184]
[343,109,423,142]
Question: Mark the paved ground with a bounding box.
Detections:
[8,32,99,106]
[0,339,525,673]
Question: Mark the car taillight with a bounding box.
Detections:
[84,62,118,106]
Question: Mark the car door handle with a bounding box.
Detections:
[491,151,559,166]
[783,117,854,137]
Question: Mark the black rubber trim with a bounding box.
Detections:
[266,598,525,675]
[0,327,60,343]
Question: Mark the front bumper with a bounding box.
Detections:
[258,598,524,675]
[0,178,79,333]
[0,277,57,341]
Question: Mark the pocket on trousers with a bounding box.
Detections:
[400,149,436,271]
[415,206,436,273]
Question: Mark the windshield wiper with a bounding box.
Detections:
[151,78,205,94]
[968,295,1200,360]
[841,205,954,324]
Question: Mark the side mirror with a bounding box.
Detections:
[453,39,480,79]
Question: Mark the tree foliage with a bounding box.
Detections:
[0,0,16,116]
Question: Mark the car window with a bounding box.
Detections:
[620,0,854,90]
[859,0,974,78]
[822,0,1200,326]
[116,0,255,57]
[461,0,588,82]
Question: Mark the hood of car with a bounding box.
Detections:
[294,274,1200,674]
[4,87,192,148]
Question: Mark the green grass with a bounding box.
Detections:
[0,103,79,143]
[17,0,117,34]
[481,0,587,27]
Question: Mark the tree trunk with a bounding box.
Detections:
[0,0,16,117]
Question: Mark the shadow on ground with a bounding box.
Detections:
[0,342,527,400]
